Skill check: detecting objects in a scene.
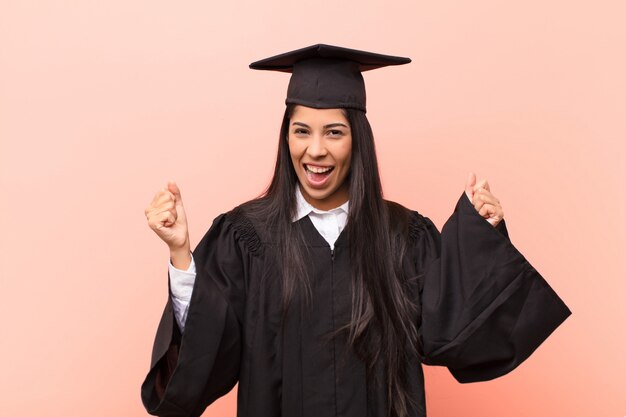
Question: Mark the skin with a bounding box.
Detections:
[145,180,191,269]
[287,105,352,211]
[144,108,504,269]
[464,172,505,227]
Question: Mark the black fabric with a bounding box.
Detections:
[249,44,411,112]
[140,191,572,417]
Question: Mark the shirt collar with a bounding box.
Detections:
[292,184,350,222]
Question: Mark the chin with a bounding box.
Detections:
[303,186,333,202]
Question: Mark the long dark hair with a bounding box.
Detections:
[242,103,421,417]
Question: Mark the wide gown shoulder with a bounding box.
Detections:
[141,210,250,417]
[414,191,571,383]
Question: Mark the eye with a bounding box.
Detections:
[294,128,309,135]
[327,129,344,137]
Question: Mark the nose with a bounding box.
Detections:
[306,134,328,158]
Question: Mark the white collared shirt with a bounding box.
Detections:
[293,184,349,251]
[168,185,350,331]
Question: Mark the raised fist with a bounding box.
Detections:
[464,172,504,227]
[144,180,190,251]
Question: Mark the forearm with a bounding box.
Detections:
[170,245,192,270]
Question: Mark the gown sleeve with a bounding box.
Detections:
[415,191,572,383]
[141,213,247,417]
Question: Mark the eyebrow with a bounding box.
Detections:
[291,122,349,129]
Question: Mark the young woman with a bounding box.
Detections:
[141,44,571,417]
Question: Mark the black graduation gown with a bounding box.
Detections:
[140,191,572,417]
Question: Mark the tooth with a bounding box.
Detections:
[306,165,331,173]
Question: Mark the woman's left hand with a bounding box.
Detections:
[464,172,504,227]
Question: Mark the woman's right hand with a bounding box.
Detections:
[145,180,190,253]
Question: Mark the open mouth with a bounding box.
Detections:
[304,163,334,186]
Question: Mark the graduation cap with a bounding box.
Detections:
[249,44,411,112]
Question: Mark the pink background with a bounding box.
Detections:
[1,1,624,416]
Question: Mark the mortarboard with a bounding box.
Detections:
[249,44,411,112]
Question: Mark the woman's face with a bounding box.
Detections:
[288,105,352,211]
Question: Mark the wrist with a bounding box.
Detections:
[169,238,190,254]
[170,245,190,258]
[169,245,192,270]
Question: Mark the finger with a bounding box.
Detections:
[473,179,489,193]
[478,203,494,218]
[149,187,168,206]
[474,189,499,206]
[144,195,175,218]
[480,205,503,224]
[153,205,177,222]
[150,191,176,212]
[159,189,176,205]
[473,197,485,212]
[476,187,499,203]
[168,180,184,207]
[147,209,169,229]
[155,199,176,213]
[156,210,176,228]
[146,199,175,221]
[465,172,477,202]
